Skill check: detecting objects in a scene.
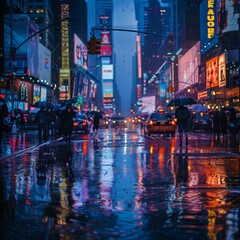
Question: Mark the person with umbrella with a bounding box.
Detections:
[91,109,102,139]
[35,106,48,143]
[175,103,191,147]
[61,104,76,142]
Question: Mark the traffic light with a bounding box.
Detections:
[87,36,101,55]
[87,36,96,55]
[95,39,101,55]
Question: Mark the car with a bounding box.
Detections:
[110,116,128,128]
[99,117,110,128]
[143,111,176,136]
[191,112,212,132]
[73,112,91,134]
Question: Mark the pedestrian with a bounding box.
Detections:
[219,110,228,139]
[47,108,57,139]
[212,110,221,141]
[92,109,102,138]
[0,103,9,153]
[61,105,75,142]
[35,107,48,143]
[175,104,191,147]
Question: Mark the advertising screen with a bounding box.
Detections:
[39,43,51,84]
[102,79,113,98]
[27,17,39,78]
[102,65,113,79]
[74,33,88,70]
[33,84,41,104]
[141,96,156,114]
[218,53,226,87]
[40,86,47,101]
[4,14,29,74]
[178,41,200,90]
[206,56,219,88]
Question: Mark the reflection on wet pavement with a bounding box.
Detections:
[0,126,239,239]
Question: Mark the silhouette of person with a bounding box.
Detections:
[92,110,102,138]
[0,103,9,153]
[175,104,191,147]
[35,107,48,143]
[61,105,76,142]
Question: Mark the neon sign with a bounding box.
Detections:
[207,0,215,39]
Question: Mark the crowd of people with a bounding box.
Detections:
[35,104,76,143]
[175,105,239,147]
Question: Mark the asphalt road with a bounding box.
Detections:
[0,125,239,239]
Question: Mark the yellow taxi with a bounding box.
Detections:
[143,110,176,136]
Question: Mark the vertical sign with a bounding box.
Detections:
[59,4,70,100]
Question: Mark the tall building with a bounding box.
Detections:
[24,0,54,50]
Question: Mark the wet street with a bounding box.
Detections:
[0,124,240,240]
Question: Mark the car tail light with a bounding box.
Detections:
[82,120,87,125]
[169,120,175,125]
[73,122,78,126]
[194,120,199,123]
[149,120,156,125]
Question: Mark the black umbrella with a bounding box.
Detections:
[62,98,77,106]
[33,101,53,108]
[221,106,240,113]
[168,97,196,107]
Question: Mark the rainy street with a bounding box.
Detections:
[0,124,239,240]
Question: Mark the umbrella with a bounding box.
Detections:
[0,96,7,107]
[33,101,53,108]
[189,104,209,112]
[221,106,240,113]
[168,97,196,107]
[62,98,77,106]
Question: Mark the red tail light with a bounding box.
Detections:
[149,120,156,125]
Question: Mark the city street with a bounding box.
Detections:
[0,124,240,240]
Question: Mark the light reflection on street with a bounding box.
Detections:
[0,125,239,239]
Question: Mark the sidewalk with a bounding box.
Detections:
[0,129,49,160]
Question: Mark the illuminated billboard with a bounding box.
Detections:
[200,0,218,53]
[141,96,155,114]
[39,43,51,84]
[4,14,39,77]
[102,65,113,79]
[100,31,112,56]
[74,33,88,70]
[102,80,113,98]
[218,53,226,87]
[206,56,219,89]
[178,41,200,90]
[33,84,41,104]
[27,17,39,78]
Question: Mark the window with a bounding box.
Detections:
[36,8,44,14]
